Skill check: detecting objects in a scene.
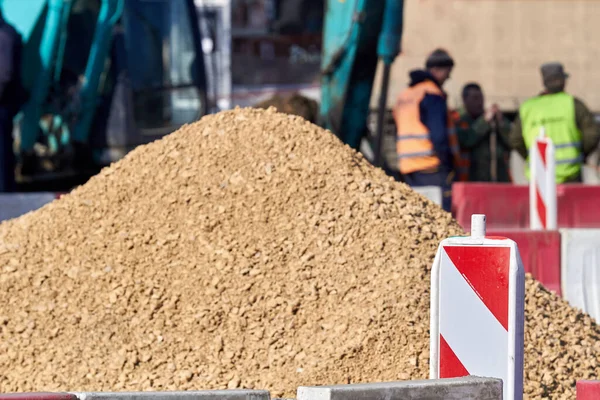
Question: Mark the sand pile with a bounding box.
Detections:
[0,108,598,399]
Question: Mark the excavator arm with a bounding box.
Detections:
[320,0,404,170]
[1,0,208,188]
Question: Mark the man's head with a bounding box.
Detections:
[426,48,454,86]
[462,82,485,118]
[541,62,568,93]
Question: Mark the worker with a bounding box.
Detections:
[0,11,26,192]
[453,83,512,182]
[394,48,460,212]
[509,62,600,183]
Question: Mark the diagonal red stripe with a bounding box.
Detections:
[536,188,547,228]
[537,141,547,165]
[443,246,510,330]
[439,334,469,378]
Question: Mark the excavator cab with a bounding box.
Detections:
[1,0,208,188]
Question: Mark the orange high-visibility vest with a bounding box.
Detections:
[394,80,461,175]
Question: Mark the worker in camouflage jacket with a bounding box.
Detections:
[452,83,512,182]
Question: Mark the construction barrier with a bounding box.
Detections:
[577,380,600,399]
[529,133,557,230]
[453,183,600,230]
[555,184,600,228]
[298,376,502,400]
[0,192,58,223]
[430,214,525,400]
[0,395,77,400]
[0,382,504,400]
[72,391,269,400]
[489,230,561,296]
[452,183,529,231]
[0,392,269,400]
[560,229,600,322]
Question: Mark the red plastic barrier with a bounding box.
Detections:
[0,395,76,400]
[577,380,600,399]
[556,185,600,228]
[453,183,600,230]
[452,183,529,230]
[488,229,561,296]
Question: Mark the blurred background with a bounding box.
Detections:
[1,0,599,193]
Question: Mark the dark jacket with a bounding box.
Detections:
[0,15,27,116]
[455,110,512,182]
[408,69,453,170]
[509,91,600,160]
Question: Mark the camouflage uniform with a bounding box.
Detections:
[510,93,600,164]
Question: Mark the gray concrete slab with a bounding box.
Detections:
[71,391,270,400]
[297,377,502,400]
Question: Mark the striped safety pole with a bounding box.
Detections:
[529,127,557,230]
[430,214,525,400]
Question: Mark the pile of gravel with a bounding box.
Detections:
[0,108,596,398]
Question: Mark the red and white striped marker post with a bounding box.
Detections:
[430,214,525,400]
[529,128,557,230]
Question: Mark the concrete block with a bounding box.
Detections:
[71,391,270,400]
[297,377,502,400]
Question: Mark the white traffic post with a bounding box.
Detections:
[430,214,525,400]
[529,127,557,230]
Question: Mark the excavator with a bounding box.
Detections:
[1,0,208,190]
[2,0,399,191]
[319,0,404,178]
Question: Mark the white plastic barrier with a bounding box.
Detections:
[298,376,502,400]
[430,214,525,400]
[0,193,57,222]
[509,151,527,185]
[560,228,600,322]
[412,186,442,206]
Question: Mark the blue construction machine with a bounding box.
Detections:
[320,0,404,174]
[1,0,208,190]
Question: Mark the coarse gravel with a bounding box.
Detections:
[0,108,597,399]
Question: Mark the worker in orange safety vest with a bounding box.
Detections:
[393,49,461,212]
